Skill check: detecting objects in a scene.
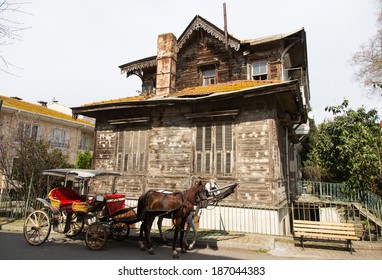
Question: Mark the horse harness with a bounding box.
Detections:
[144,188,201,218]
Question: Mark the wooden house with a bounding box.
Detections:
[72,15,310,235]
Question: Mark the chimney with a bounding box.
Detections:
[156,33,177,96]
[38,101,47,107]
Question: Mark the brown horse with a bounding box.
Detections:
[156,181,239,249]
[136,180,208,258]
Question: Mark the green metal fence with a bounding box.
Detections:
[297,181,382,223]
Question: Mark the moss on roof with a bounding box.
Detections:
[80,80,281,107]
[0,95,94,126]
[82,94,152,107]
[172,80,281,96]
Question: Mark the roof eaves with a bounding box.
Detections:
[1,95,94,127]
[3,105,94,128]
[72,80,302,117]
[119,56,157,74]
[241,28,305,46]
[178,15,240,51]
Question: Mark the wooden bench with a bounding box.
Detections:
[293,220,359,254]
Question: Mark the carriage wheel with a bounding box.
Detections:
[23,210,51,246]
[85,223,107,250]
[110,222,130,241]
[65,212,85,237]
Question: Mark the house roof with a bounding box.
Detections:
[119,15,242,75]
[177,15,241,50]
[119,15,306,78]
[72,79,305,123]
[172,80,281,97]
[241,28,305,46]
[79,80,281,107]
[0,95,94,126]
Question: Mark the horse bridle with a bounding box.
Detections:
[194,186,208,206]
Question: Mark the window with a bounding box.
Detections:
[18,122,41,141]
[252,61,268,80]
[202,69,216,85]
[31,125,41,141]
[117,129,147,173]
[79,133,90,150]
[195,123,234,176]
[49,128,69,148]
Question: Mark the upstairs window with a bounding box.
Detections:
[18,122,41,141]
[79,133,91,150]
[202,69,216,86]
[49,128,69,148]
[252,61,268,80]
[31,125,41,141]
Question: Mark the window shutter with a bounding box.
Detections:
[194,123,234,176]
[118,129,147,174]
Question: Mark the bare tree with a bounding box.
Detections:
[0,114,71,205]
[352,0,382,96]
[0,0,30,75]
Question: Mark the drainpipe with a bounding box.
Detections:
[286,127,290,204]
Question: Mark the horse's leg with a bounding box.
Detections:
[157,217,166,243]
[172,222,180,258]
[139,220,146,251]
[145,216,156,255]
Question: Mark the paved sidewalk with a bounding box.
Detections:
[2,217,382,260]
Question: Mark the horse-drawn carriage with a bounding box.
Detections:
[23,169,238,257]
[23,169,137,250]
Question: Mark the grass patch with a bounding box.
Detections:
[255,248,269,253]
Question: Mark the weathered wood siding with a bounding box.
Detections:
[234,99,286,207]
[146,124,193,191]
[93,130,117,170]
[176,30,246,90]
[93,97,287,207]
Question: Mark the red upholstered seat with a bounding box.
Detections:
[105,193,125,215]
[49,187,86,210]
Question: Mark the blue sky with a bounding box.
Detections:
[1,0,381,124]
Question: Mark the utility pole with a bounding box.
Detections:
[223,2,228,50]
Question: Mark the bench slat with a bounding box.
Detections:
[294,232,359,240]
[294,220,355,228]
[294,225,355,232]
[294,224,355,231]
[294,228,356,236]
[295,230,358,238]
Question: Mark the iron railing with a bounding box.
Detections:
[297,181,382,224]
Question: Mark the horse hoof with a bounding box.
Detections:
[188,242,195,250]
[139,241,145,251]
[173,253,179,258]
[148,248,155,255]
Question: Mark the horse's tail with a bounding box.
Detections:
[136,193,146,222]
[136,190,153,221]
